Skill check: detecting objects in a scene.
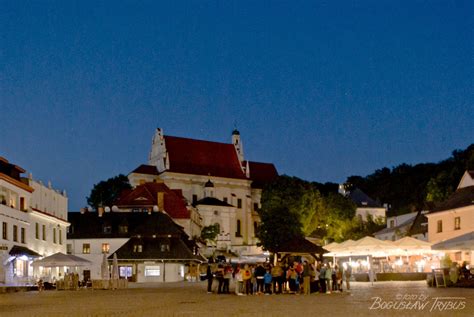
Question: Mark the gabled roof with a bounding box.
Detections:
[273,237,327,254]
[430,186,474,213]
[195,197,233,207]
[247,161,278,189]
[407,210,428,236]
[112,237,203,262]
[130,164,159,175]
[9,245,41,258]
[164,135,247,179]
[67,211,188,240]
[375,213,418,235]
[114,182,190,219]
[348,188,382,208]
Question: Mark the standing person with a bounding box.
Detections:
[242,264,252,295]
[215,264,225,294]
[336,264,343,292]
[302,261,311,295]
[332,264,338,291]
[313,263,320,293]
[255,263,266,295]
[206,265,213,294]
[345,264,352,291]
[264,269,272,294]
[223,264,232,294]
[271,263,283,294]
[319,264,326,293]
[234,265,243,295]
[325,263,333,294]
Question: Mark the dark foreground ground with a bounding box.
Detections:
[1,281,473,316]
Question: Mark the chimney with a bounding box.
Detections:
[157,192,164,211]
[98,207,104,217]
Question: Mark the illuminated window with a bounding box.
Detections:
[133,245,143,253]
[102,243,110,254]
[454,217,461,230]
[119,266,132,278]
[119,225,128,234]
[82,243,90,254]
[145,266,160,276]
[160,243,170,252]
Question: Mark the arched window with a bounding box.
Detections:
[236,220,241,237]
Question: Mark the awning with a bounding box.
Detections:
[432,231,474,251]
[9,245,41,258]
[32,252,91,267]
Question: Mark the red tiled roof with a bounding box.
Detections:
[164,136,247,179]
[114,182,190,219]
[130,164,159,175]
[247,161,278,189]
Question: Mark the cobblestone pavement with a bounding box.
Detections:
[1,281,473,316]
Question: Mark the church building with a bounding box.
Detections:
[128,128,278,257]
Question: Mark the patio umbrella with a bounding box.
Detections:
[393,236,435,255]
[111,253,119,280]
[101,253,110,280]
[32,252,91,267]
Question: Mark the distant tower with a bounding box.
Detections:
[149,128,169,172]
[232,129,244,163]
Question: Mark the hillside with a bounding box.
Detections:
[344,144,474,216]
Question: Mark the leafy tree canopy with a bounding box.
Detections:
[87,174,132,210]
[200,224,220,244]
[257,175,357,249]
[345,144,474,216]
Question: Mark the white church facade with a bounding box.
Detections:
[128,128,278,257]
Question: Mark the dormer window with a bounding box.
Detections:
[133,245,143,253]
[102,224,112,234]
[160,243,170,252]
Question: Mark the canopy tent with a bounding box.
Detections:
[32,252,91,267]
[274,237,328,263]
[393,236,435,255]
[323,242,340,252]
[9,245,42,258]
[325,237,397,257]
[432,231,474,251]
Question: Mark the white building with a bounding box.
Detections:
[143,128,278,256]
[339,186,387,222]
[426,171,474,264]
[0,156,68,285]
[375,211,428,241]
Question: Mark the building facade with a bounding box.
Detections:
[0,156,68,285]
[426,171,474,264]
[143,128,278,256]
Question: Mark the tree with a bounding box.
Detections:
[257,205,303,252]
[87,174,132,210]
[258,175,357,247]
[200,225,220,245]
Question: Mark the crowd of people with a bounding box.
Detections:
[205,260,352,295]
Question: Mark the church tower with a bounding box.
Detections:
[232,129,244,163]
[149,128,169,172]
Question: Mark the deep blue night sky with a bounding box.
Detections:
[1,1,473,210]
